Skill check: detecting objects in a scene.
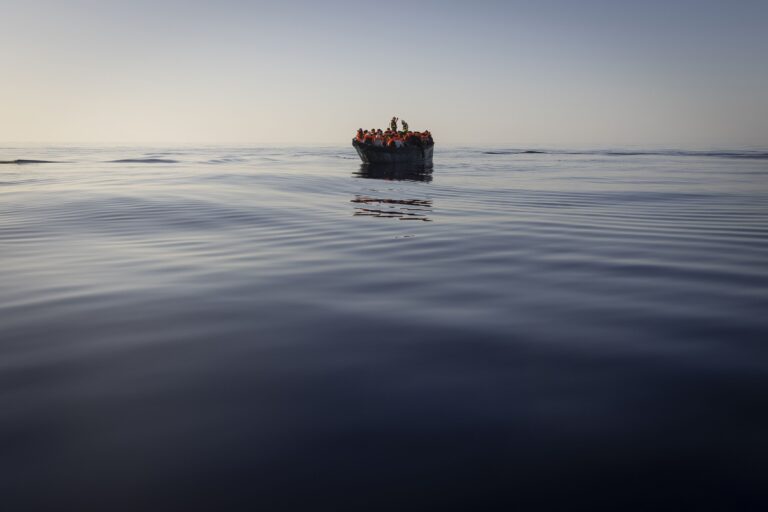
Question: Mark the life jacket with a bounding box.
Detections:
[363,133,374,143]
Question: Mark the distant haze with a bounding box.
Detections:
[2,0,767,147]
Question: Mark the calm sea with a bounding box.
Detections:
[2,146,768,510]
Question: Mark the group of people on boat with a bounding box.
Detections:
[355,117,433,149]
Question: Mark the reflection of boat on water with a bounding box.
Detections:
[351,164,434,221]
[354,163,433,183]
[352,196,433,221]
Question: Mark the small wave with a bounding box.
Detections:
[480,149,768,159]
[483,150,547,155]
[577,150,768,159]
[204,158,248,164]
[109,158,179,164]
[0,159,57,164]
[696,151,768,160]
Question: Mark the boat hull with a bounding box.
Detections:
[353,139,434,165]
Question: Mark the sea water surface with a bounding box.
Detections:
[2,146,768,510]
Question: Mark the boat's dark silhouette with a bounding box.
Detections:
[352,138,434,165]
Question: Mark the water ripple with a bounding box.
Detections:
[1,144,768,509]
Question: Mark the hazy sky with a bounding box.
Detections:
[2,0,767,146]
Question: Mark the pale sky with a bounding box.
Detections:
[2,0,767,147]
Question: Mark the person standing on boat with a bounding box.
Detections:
[400,119,409,132]
[390,116,398,132]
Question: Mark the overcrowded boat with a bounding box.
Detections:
[352,117,434,165]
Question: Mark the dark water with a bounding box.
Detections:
[2,146,768,510]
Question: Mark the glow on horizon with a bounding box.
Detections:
[2,0,767,147]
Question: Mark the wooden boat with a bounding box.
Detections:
[352,138,434,166]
